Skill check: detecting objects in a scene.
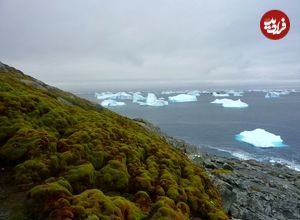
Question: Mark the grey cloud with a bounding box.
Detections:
[0,0,300,90]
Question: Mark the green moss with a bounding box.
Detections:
[134,191,152,212]
[65,163,95,193]
[176,202,190,216]
[208,210,229,220]
[151,207,187,220]
[0,127,55,164]
[72,189,145,219]
[166,186,180,201]
[87,150,105,170]
[0,65,228,220]
[151,197,188,220]
[15,158,50,184]
[211,168,232,176]
[98,160,129,192]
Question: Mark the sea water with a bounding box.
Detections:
[79,91,300,171]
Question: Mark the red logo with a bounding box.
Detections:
[260,10,290,40]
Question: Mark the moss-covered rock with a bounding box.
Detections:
[71,189,145,219]
[65,163,96,193]
[15,158,51,184]
[98,159,129,192]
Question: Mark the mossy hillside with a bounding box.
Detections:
[0,63,228,219]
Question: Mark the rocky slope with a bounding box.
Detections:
[198,156,300,220]
[0,63,227,220]
[136,119,300,220]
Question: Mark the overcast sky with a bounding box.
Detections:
[0,0,300,90]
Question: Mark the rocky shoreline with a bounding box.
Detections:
[135,118,300,220]
[195,155,300,220]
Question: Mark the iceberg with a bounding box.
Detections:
[211,99,248,108]
[265,91,280,98]
[187,90,201,96]
[212,92,229,97]
[168,94,197,103]
[236,128,286,148]
[278,90,290,95]
[95,92,132,100]
[117,92,132,100]
[100,99,125,107]
[161,90,189,95]
[132,92,146,103]
[95,92,117,100]
[138,93,168,106]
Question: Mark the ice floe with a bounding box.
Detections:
[212,92,230,97]
[187,90,201,96]
[100,99,125,107]
[211,99,248,108]
[265,90,292,98]
[236,128,286,148]
[168,94,197,103]
[137,93,168,106]
[132,92,146,103]
[95,92,132,100]
[265,91,280,98]
[161,90,188,95]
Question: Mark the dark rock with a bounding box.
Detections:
[223,163,234,171]
[203,160,217,169]
[213,178,236,213]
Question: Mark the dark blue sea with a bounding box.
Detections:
[78,91,300,171]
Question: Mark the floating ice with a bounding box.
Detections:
[100,99,125,107]
[117,92,132,100]
[138,93,168,106]
[95,92,132,100]
[168,94,197,103]
[236,128,286,148]
[132,92,146,103]
[265,91,280,98]
[187,90,201,96]
[95,92,117,100]
[278,90,290,95]
[211,99,248,108]
[212,92,230,97]
[265,89,293,98]
[226,90,244,97]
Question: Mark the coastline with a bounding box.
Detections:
[135,118,300,220]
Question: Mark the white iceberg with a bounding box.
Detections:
[132,92,146,103]
[95,92,132,100]
[117,92,132,100]
[265,91,280,98]
[211,99,248,108]
[138,93,168,106]
[95,92,117,100]
[168,94,197,103]
[161,90,175,95]
[187,90,201,96]
[212,92,230,97]
[278,90,290,95]
[161,90,189,95]
[236,128,286,148]
[100,99,126,107]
